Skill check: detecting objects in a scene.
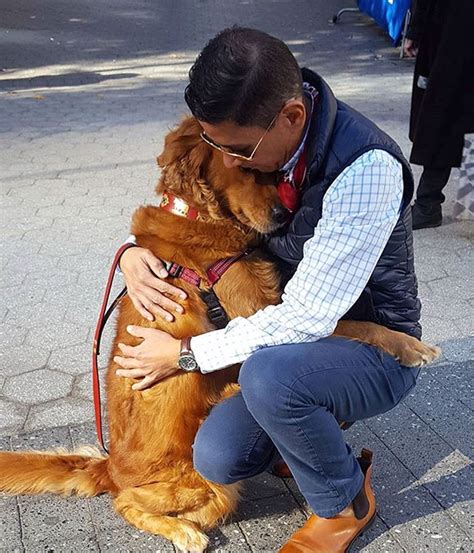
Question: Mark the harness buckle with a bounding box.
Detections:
[207,307,229,329]
[168,263,183,278]
[207,305,228,326]
[200,289,229,329]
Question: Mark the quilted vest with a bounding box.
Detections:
[266,68,422,338]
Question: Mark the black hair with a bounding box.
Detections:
[184,27,303,128]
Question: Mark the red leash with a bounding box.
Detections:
[92,242,136,453]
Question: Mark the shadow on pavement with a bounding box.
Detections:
[0,71,139,90]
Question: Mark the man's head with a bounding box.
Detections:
[185,27,307,173]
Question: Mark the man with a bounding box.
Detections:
[115,28,421,552]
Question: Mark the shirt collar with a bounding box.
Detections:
[279,83,318,175]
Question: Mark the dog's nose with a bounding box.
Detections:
[271,204,290,225]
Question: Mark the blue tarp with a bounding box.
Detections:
[358,0,411,44]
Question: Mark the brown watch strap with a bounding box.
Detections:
[180,336,192,354]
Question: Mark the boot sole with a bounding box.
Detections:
[345,511,377,552]
[412,219,442,230]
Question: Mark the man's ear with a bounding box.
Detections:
[281,99,306,129]
[157,116,204,167]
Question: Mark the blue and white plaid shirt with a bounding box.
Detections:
[191,149,403,373]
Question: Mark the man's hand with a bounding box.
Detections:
[403,38,418,58]
[114,326,181,390]
[119,247,187,322]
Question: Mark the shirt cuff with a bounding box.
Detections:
[115,235,137,275]
[191,330,241,373]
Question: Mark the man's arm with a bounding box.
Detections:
[191,149,404,373]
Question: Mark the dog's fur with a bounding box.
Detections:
[0,117,440,552]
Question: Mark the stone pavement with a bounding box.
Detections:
[0,0,473,551]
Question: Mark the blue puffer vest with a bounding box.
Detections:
[266,68,422,338]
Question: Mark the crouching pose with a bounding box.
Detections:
[117,28,440,552]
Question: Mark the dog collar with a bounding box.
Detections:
[160,190,199,220]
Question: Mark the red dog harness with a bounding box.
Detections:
[92,192,251,452]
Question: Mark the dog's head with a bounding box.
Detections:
[157,117,288,234]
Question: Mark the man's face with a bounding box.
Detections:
[198,98,307,173]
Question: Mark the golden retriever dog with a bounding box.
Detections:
[0,117,440,552]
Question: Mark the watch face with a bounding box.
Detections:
[179,354,198,372]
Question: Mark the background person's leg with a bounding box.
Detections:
[412,166,451,229]
[193,390,276,484]
[239,337,420,518]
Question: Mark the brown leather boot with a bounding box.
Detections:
[272,459,293,479]
[279,449,376,553]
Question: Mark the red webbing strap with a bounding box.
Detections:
[92,242,136,454]
[167,263,202,286]
[168,250,252,288]
[206,250,251,285]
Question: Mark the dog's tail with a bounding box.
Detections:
[0,446,114,497]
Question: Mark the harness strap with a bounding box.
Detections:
[208,250,252,282]
[168,250,252,288]
[168,263,201,286]
[207,254,243,284]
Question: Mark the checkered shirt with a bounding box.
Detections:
[191,149,404,373]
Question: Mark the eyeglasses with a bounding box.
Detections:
[200,112,279,162]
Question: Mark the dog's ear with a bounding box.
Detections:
[157,116,209,170]
[155,116,216,206]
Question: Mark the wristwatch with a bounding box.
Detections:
[178,337,200,372]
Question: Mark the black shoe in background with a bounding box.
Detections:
[412,202,442,230]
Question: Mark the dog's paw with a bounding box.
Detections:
[398,340,442,368]
[219,382,241,401]
[173,526,209,553]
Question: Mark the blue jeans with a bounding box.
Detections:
[193,336,420,517]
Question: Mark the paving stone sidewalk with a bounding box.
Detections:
[1,1,473,551]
